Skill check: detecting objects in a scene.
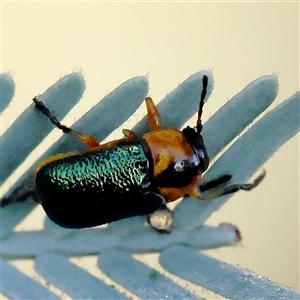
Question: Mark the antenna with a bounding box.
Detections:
[196,75,208,132]
[33,96,71,133]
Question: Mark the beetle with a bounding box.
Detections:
[33,76,265,232]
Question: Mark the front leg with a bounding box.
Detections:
[198,170,266,200]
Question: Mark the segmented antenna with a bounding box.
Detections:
[33,96,71,133]
[196,75,208,132]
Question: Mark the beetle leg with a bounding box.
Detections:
[199,174,232,192]
[147,204,173,233]
[122,128,139,140]
[68,130,100,149]
[145,97,162,131]
[33,96,100,149]
[198,170,266,200]
[140,189,172,232]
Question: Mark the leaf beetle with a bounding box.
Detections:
[33,76,265,232]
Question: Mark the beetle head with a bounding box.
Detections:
[182,126,209,172]
[182,75,210,172]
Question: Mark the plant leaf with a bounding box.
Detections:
[1,71,299,299]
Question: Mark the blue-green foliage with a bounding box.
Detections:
[1,71,299,299]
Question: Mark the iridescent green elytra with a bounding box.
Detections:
[35,139,163,228]
[46,143,148,194]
